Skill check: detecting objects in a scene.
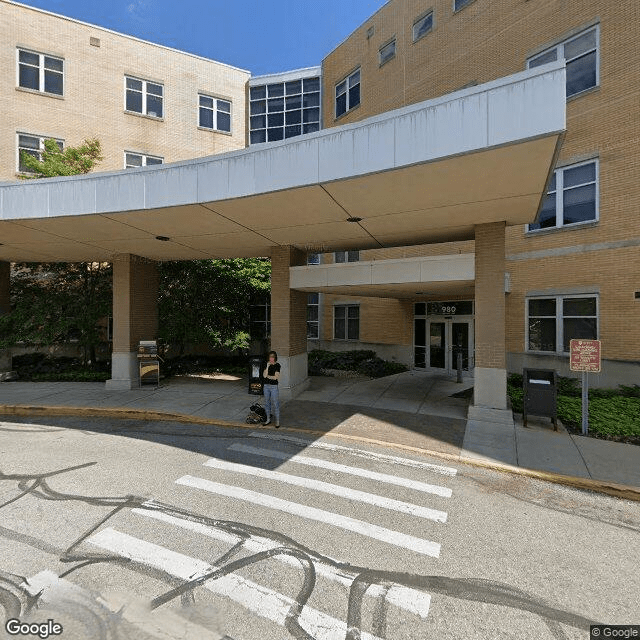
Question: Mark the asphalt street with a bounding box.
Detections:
[0,415,638,640]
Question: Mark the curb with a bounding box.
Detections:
[1,403,639,503]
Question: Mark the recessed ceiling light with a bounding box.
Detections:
[155,236,170,241]
[346,217,362,223]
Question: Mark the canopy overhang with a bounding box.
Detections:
[0,62,566,263]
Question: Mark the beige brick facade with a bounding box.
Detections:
[0,0,249,182]
[319,0,640,375]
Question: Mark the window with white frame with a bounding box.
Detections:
[454,0,473,12]
[334,305,359,340]
[125,76,164,118]
[379,39,396,66]
[249,76,320,144]
[527,295,598,353]
[334,250,360,263]
[124,152,163,168]
[335,69,360,118]
[199,95,231,132]
[528,160,598,231]
[307,253,321,265]
[413,12,434,42]
[17,49,64,95]
[528,26,599,98]
[307,293,320,339]
[17,134,63,173]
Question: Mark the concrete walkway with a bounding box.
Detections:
[0,370,639,494]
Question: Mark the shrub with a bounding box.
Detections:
[307,349,408,378]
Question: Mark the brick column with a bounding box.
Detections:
[270,246,310,399]
[474,222,507,409]
[0,262,10,371]
[106,254,158,390]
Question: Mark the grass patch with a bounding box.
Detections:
[507,373,640,444]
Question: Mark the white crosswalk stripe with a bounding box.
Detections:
[132,506,432,619]
[228,442,453,497]
[87,528,386,640]
[248,430,458,476]
[175,474,442,557]
[202,457,448,522]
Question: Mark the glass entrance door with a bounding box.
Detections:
[414,317,473,374]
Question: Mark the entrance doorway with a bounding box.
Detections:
[414,302,474,375]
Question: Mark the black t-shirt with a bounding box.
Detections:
[264,362,281,384]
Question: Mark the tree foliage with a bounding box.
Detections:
[158,258,271,355]
[0,263,112,364]
[19,138,103,178]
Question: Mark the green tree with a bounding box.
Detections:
[19,137,103,178]
[158,258,271,356]
[0,262,112,365]
[2,138,108,365]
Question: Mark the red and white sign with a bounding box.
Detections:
[570,339,601,372]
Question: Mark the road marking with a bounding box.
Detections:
[176,475,441,558]
[87,528,385,640]
[133,506,431,619]
[203,458,447,522]
[228,443,452,498]
[248,431,458,476]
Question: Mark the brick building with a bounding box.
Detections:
[310,0,640,388]
[1,0,635,412]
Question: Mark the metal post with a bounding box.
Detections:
[456,349,463,383]
[581,370,589,435]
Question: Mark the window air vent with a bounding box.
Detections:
[90,37,101,47]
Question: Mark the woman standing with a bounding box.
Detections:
[262,350,281,428]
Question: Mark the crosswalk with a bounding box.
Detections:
[40,431,458,639]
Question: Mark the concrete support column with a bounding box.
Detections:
[473,222,507,409]
[270,246,310,400]
[0,262,11,371]
[106,254,158,390]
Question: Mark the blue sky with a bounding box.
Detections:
[17,0,387,74]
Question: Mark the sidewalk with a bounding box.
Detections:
[0,371,638,498]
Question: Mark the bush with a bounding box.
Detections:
[307,349,408,378]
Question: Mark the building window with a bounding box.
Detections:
[125,76,164,118]
[528,26,599,98]
[125,152,163,168]
[528,160,598,231]
[453,0,473,11]
[413,12,434,42]
[250,298,271,339]
[307,293,320,339]
[334,250,360,263]
[335,68,360,118]
[199,95,231,133]
[527,295,598,353]
[249,76,320,144]
[307,253,321,265]
[334,305,359,340]
[17,134,63,173]
[379,39,396,66]
[17,49,64,95]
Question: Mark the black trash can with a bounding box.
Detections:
[248,355,266,395]
[522,368,558,430]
